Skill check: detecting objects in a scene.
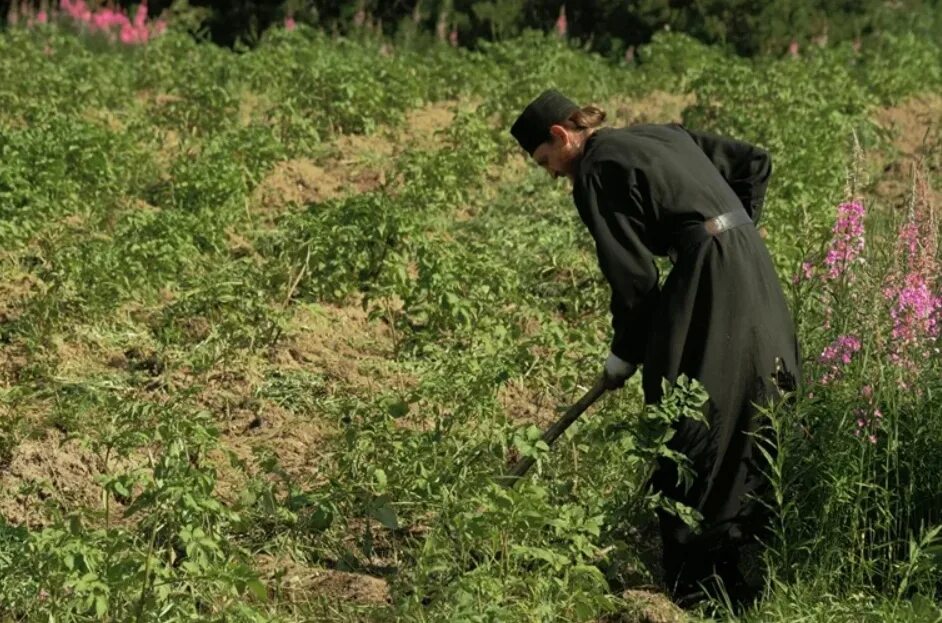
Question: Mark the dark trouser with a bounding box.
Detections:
[647,398,780,606]
[657,509,744,600]
[656,506,769,610]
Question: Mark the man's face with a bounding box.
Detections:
[531,124,579,181]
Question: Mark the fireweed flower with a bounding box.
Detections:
[818,333,861,384]
[555,6,568,37]
[56,0,163,45]
[883,181,941,371]
[853,392,882,444]
[791,261,816,285]
[824,201,865,281]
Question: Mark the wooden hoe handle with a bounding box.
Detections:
[499,376,609,487]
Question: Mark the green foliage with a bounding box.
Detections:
[684,44,874,270]
[0,406,270,621]
[633,31,733,93]
[141,0,942,63]
[859,32,942,104]
[0,15,940,623]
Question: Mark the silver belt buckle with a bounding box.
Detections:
[705,213,729,236]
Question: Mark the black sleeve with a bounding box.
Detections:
[681,125,772,224]
[574,162,660,364]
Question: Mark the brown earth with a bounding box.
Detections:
[604,91,696,127]
[83,107,126,133]
[271,300,414,395]
[52,335,125,381]
[874,93,942,159]
[0,431,109,527]
[250,100,465,217]
[605,589,687,623]
[153,127,181,173]
[0,265,40,329]
[870,93,942,210]
[497,378,555,427]
[213,398,334,502]
[0,296,412,523]
[257,553,391,606]
[164,349,330,499]
[238,91,274,126]
[401,100,460,149]
[206,298,416,499]
[251,158,347,212]
[0,342,29,388]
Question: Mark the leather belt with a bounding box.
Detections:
[667,209,753,263]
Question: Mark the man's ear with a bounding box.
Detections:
[548,124,568,144]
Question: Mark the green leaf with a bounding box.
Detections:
[373,502,399,530]
[113,480,129,497]
[95,595,108,618]
[571,564,607,587]
[386,400,409,418]
[310,506,334,531]
[247,578,268,601]
[374,468,388,490]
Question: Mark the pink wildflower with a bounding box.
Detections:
[134,3,148,29]
[820,334,861,362]
[818,333,861,384]
[555,5,567,37]
[58,1,163,45]
[883,186,941,369]
[788,40,800,58]
[91,9,128,33]
[284,15,296,30]
[852,401,883,443]
[61,0,92,23]
[37,9,48,24]
[824,201,865,280]
[792,260,816,285]
[886,273,942,361]
[120,25,136,44]
[449,28,458,47]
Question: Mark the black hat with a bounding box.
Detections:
[510,89,580,155]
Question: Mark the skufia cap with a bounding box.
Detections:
[510,89,580,155]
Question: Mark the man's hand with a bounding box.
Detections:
[602,352,638,390]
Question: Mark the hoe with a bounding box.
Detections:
[499,375,609,487]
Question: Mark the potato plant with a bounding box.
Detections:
[0,13,940,623]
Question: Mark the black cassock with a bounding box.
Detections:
[572,124,800,595]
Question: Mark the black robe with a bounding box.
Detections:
[572,124,800,586]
